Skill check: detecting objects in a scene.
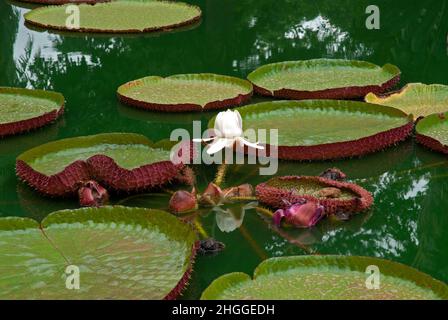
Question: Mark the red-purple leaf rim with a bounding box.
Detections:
[247,59,401,100]
[0,206,198,299]
[256,176,374,215]
[0,87,64,138]
[117,74,253,112]
[16,133,192,196]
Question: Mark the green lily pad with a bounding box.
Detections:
[247,59,401,100]
[117,74,253,112]
[18,0,110,5]
[0,87,64,137]
[415,112,448,154]
[0,206,197,299]
[16,133,187,196]
[23,134,172,175]
[24,1,202,34]
[201,256,448,300]
[226,100,412,160]
[365,83,448,120]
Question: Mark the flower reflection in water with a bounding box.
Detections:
[214,202,257,233]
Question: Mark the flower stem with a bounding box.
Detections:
[227,196,258,202]
[214,162,227,187]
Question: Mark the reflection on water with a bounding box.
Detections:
[283,15,373,57]
[1,0,448,298]
[214,201,257,233]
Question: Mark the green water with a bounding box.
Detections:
[0,0,447,299]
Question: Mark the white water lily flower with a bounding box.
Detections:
[193,109,264,154]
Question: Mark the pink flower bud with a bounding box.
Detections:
[78,181,109,207]
[223,183,254,198]
[273,201,325,228]
[169,190,198,214]
[199,182,223,206]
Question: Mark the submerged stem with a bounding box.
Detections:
[194,217,209,239]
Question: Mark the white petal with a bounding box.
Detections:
[192,137,215,142]
[237,137,265,150]
[235,110,243,130]
[214,112,225,134]
[213,110,240,138]
[206,138,230,154]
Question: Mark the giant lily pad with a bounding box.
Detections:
[117,74,253,112]
[18,0,110,4]
[0,87,64,138]
[16,133,191,196]
[247,59,401,100]
[256,176,373,215]
[201,256,448,300]
[415,112,448,154]
[365,83,448,120]
[228,100,413,160]
[24,1,202,34]
[0,206,198,299]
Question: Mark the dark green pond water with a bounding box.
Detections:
[1,0,447,299]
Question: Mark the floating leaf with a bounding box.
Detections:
[24,1,202,34]
[0,206,198,299]
[365,83,448,120]
[247,59,400,100]
[201,256,448,300]
[226,100,413,160]
[0,87,64,138]
[18,0,110,5]
[256,176,373,215]
[16,133,190,196]
[118,74,253,112]
[415,112,448,154]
